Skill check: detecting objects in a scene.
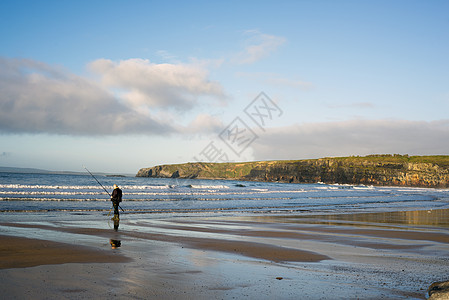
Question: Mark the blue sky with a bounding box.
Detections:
[1,0,448,173]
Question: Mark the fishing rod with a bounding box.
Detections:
[83,166,124,212]
[83,166,111,196]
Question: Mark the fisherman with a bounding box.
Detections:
[111,184,122,220]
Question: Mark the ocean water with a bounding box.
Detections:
[1,172,449,216]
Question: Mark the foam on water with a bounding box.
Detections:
[1,172,448,215]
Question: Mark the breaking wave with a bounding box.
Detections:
[1,172,449,215]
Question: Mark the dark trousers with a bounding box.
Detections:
[112,201,119,216]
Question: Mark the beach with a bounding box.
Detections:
[1,209,448,299]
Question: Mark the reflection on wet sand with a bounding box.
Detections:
[110,217,121,248]
[109,239,121,249]
[253,208,449,227]
[315,209,449,227]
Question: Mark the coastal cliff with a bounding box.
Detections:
[136,155,449,188]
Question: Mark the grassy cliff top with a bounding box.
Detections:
[138,154,449,176]
[179,154,449,167]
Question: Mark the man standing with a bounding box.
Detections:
[111,184,122,220]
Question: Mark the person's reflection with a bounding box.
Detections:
[110,217,121,249]
[110,239,121,249]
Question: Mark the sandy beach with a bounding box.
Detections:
[1,209,448,299]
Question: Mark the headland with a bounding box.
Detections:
[137,155,449,188]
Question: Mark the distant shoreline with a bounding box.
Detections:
[0,166,133,177]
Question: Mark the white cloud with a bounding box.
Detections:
[180,113,224,134]
[89,58,225,111]
[251,119,449,160]
[233,30,286,64]
[155,50,180,63]
[0,57,226,135]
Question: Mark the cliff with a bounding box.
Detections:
[136,155,449,188]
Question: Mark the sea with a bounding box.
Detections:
[1,172,449,218]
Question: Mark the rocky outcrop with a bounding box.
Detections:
[428,280,449,299]
[136,155,449,188]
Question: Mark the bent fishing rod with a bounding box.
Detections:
[83,166,124,212]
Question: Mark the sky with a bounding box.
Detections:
[0,0,448,174]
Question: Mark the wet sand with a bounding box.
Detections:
[1,209,448,299]
[0,235,130,269]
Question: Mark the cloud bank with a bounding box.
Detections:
[89,58,225,111]
[0,30,288,136]
[251,119,449,160]
[0,57,225,135]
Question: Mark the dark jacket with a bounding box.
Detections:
[111,188,122,203]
